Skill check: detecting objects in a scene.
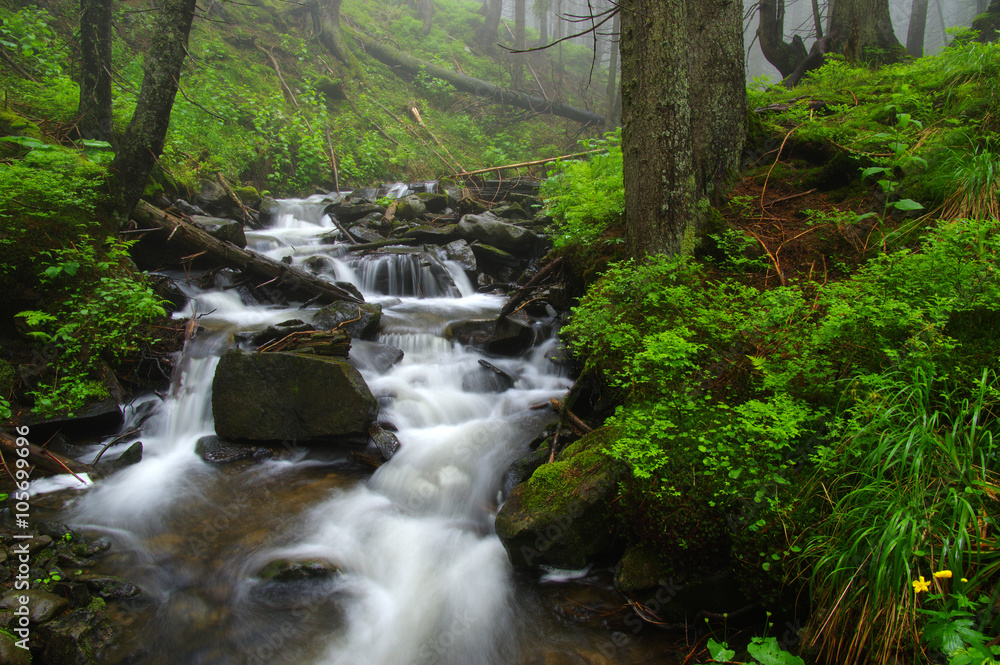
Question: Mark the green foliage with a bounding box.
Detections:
[541,130,624,251]
[0,6,67,78]
[16,237,166,416]
[0,142,107,281]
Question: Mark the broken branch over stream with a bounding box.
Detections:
[131,200,364,304]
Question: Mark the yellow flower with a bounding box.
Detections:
[933,570,953,579]
[913,576,931,593]
[961,578,968,583]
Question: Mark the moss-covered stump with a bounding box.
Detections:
[211,350,377,442]
[494,429,624,568]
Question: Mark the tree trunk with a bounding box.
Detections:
[108,0,197,222]
[757,0,809,79]
[77,0,112,142]
[907,0,929,57]
[604,11,619,126]
[420,0,434,36]
[620,0,745,258]
[537,8,548,45]
[351,29,605,125]
[828,0,905,63]
[513,0,526,87]
[972,0,1000,42]
[315,0,361,72]
[477,0,503,49]
[812,0,824,38]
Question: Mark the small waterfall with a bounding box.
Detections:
[55,194,577,664]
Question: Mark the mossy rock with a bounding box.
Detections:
[615,542,671,594]
[494,428,624,568]
[0,358,16,400]
[0,110,42,140]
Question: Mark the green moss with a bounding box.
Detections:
[521,428,617,515]
[0,358,15,397]
[0,110,42,139]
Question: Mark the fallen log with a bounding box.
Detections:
[0,432,97,480]
[132,200,363,305]
[350,29,606,127]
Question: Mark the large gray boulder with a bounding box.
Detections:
[189,215,246,248]
[212,350,377,442]
[457,213,537,255]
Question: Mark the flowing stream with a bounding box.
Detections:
[42,193,676,664]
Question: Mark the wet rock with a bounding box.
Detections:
[250,319,315,348]
[77,575,141,600]
[257,197,281,227]
[194,179,229,215]
[349,225,385,243]
[471,242,520,268]
[257,558,340,582]
[495,429,624,568]
[503,446,549,496]
[95,440,143,474]
[442,239,477,273]
[313,301,382,340]
[347,340,404,374]
[615,543,669,594]
[368,424,401,460]
[489,204,529,220]
[0,631,31,665]
[457,213,538,254]
[394,194,427,221]
[462,363,515,393]
[212,350,377,442]
[456,197,487,216]
[173,199,207,217]
[195,436,273,464]
[325,202,385,224]
[189,215,246,248]
[39,605,116,665]
[402,224,459,244]
[445,316,534,354]
[0,589,69,622]
[414,191,452,213]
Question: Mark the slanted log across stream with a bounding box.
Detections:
[131,200,363,304]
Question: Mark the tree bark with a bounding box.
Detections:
[757,0,809,79]
[828,0,905,63]
[131,201,365,304]
[0,432,97,479]
[972,0,1000,42]
[513,0,526,88]
[77,0,113,142]
[620,0,744,259]
[352,29,605,126]
[420,0,434,36]
[108,0,197,221]
[907,0,929,57]
[477,0,503,49]
[314,0,361,72]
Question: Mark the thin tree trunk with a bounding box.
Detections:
[604,11,619,126]
[513,0,526,87]
[907,0,929,57]
[314,0,361,73]
[109,0,197,222]
[420,0,434,36]
[78,0,113,141]
[812,0,824,38]
[477,0,503,48]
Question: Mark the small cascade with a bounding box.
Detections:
[51,194,591,665]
